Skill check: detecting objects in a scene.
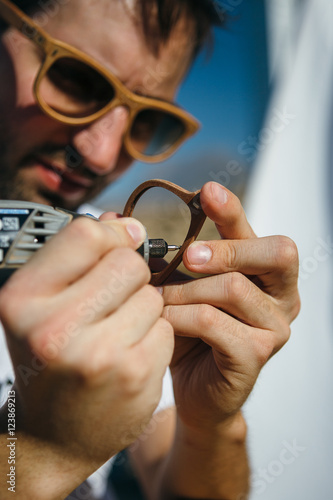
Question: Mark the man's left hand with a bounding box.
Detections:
[162,181,300,431]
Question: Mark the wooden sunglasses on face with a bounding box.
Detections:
[0,0,200,163]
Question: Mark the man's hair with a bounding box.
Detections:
[2,0,226,55]
[138,0,226,55]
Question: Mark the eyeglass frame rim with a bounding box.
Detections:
[0,0,200,163]
[123,179,207,286]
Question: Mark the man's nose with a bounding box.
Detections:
[71,106,129,174]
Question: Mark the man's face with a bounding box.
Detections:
[0,0,194,210]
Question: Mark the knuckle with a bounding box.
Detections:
[125,285,164,326]
[88,355,124,388]
[155,317,174,343]
[196,303,220,330]
[223,272,249,303]
[116,356,149,396]
[134,253,151,283]
[258,343,275,366]
[0,277,30,334]
[29,331,62,365]
[101,219,130,242]
[0,286,14,325]
[256,321,291,366]
[162,304,172,323]
[159,322,175,363]
[281,322,292,346]
[273,236,299,269]
[290,293,301,321]
[109,247,150,283]
[274,318,292,351]
[254,333,277,366]
[223,242,239,270]
[168,283,186,305]
[142,284,164,310]
[65,339,124,388]
[67,217,103,247]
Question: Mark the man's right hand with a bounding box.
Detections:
[0,216,174,475]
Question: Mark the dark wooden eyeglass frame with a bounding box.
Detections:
[0,0,200,163]
[123,179,207,285]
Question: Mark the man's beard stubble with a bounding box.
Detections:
[0,137,110,211]
[0,139,35,202]
[0,124,46,203]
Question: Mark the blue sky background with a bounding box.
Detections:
[95,2,270,211]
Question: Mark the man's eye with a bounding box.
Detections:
[46,58,96,101]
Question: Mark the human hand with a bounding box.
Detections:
[0,215,174,469]
[162,181,300,432]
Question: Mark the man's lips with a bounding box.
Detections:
[61,170,94,188]
[34,156,94,194]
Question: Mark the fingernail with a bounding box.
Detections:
[126,220,147,245]
[211,183,228,204]
[156,287,164,295]
[187,242,212,265]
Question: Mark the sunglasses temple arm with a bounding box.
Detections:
[0,2,24,30]
[0,0,48,48]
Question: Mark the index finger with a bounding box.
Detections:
[8,216,147,295]
[182,235,299,298]
[200,182,256,240]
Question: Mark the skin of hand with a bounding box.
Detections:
[0,215,174,498]
[162,181,300,431]
[128,181,299,500]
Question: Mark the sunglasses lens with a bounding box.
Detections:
[130,109,186,157]
[39,57,115,118]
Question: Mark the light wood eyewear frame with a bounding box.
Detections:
[0,0,200,163]
[123,179,207,285]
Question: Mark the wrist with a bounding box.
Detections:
[176,411,247,450]
[156,411,249,500]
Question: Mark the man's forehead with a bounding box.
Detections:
[36,0,195,99]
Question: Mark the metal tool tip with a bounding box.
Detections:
[167,245,180,252]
